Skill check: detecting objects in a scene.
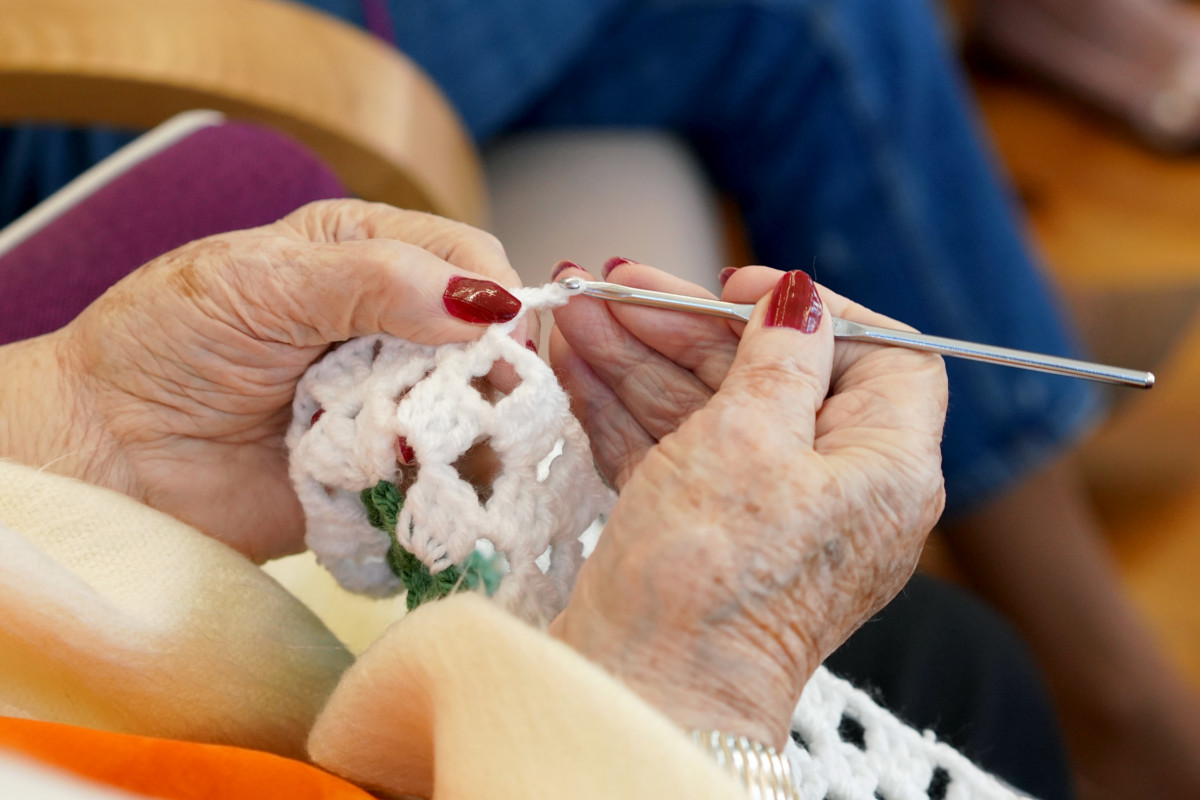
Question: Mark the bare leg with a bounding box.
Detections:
[942,457,1200,800]
[976,0,1200,149]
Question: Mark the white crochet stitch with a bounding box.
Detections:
[787,667,1032,800]
[287,282,614,624]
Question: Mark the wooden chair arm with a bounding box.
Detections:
[0,0,486,225]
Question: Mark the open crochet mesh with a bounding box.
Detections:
[789,668,1031,800]
[287,281,1035,799]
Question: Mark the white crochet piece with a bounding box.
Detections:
[287,282,614,624]
[786,667,1031,800]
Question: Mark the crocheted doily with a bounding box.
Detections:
[287,282,613,625]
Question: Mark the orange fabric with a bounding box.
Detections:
[0,716,373,800]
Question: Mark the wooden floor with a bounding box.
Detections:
[971,70,1200,688]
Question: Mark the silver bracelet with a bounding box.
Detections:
[690,730,800,800]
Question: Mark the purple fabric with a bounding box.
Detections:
[0,123,347,345]
[360,0,398,46]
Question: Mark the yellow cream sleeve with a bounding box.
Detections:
[0,460,744,798]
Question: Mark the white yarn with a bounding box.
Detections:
[287,282,614,624]
[786,667,1033,800]
[288,280,1038,799]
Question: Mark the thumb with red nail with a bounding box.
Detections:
[0,199,533,562]
[551,265,948,748]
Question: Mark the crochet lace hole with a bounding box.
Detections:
[536,438,565,482]
[927,767,950,800]
[469,375,506,405]
[837,714,866,750]
[395,435,417,465]
[453,436,501,507]
[395,461,419,494]
[472,360,523,405]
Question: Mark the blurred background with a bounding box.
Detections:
[935,0,1200,691]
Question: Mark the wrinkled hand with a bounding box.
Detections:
[549,262,947,746]
[32,200,529,562]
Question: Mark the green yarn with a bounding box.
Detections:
[360,479,502,610]
[362,479,403,531]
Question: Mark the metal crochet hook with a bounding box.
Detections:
[558,278,1155,389]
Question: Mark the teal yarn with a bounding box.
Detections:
[360,479,502,610]
[459,549,503,596]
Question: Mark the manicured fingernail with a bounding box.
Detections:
[766,271,822,333]
[602,256,634,278]
[525,339,538,354]
[550,260,580,280]
[310,408,325,426]
[395,435,416,465]
[718,266,738,287]
[443,276,521,324]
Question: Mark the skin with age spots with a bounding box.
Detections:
[550,261,946,747]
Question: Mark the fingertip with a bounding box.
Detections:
[336,241,511,344]
[551,260,584,281]
[720,265,785,307]
[601,256,636,279]
[763,271,823,333]
[549,262,601,321]
[722,273,835,424]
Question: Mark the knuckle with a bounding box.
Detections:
[472,228,507,257]
[731,358,826,406]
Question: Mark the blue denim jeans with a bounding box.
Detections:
[1,0,1103,516]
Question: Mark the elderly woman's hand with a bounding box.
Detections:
[549,262,947,747]
[2,199,528,562]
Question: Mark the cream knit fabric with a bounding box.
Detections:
[0,461,352,759]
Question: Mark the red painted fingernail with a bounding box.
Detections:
[310,408,325,426]
[766,271,822,333]
[525,339,538,354]
[550,260,580,280]
[718,266,738,287]
[395,435,416,465]
[602,256,634,278]
[443,276,521,324]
